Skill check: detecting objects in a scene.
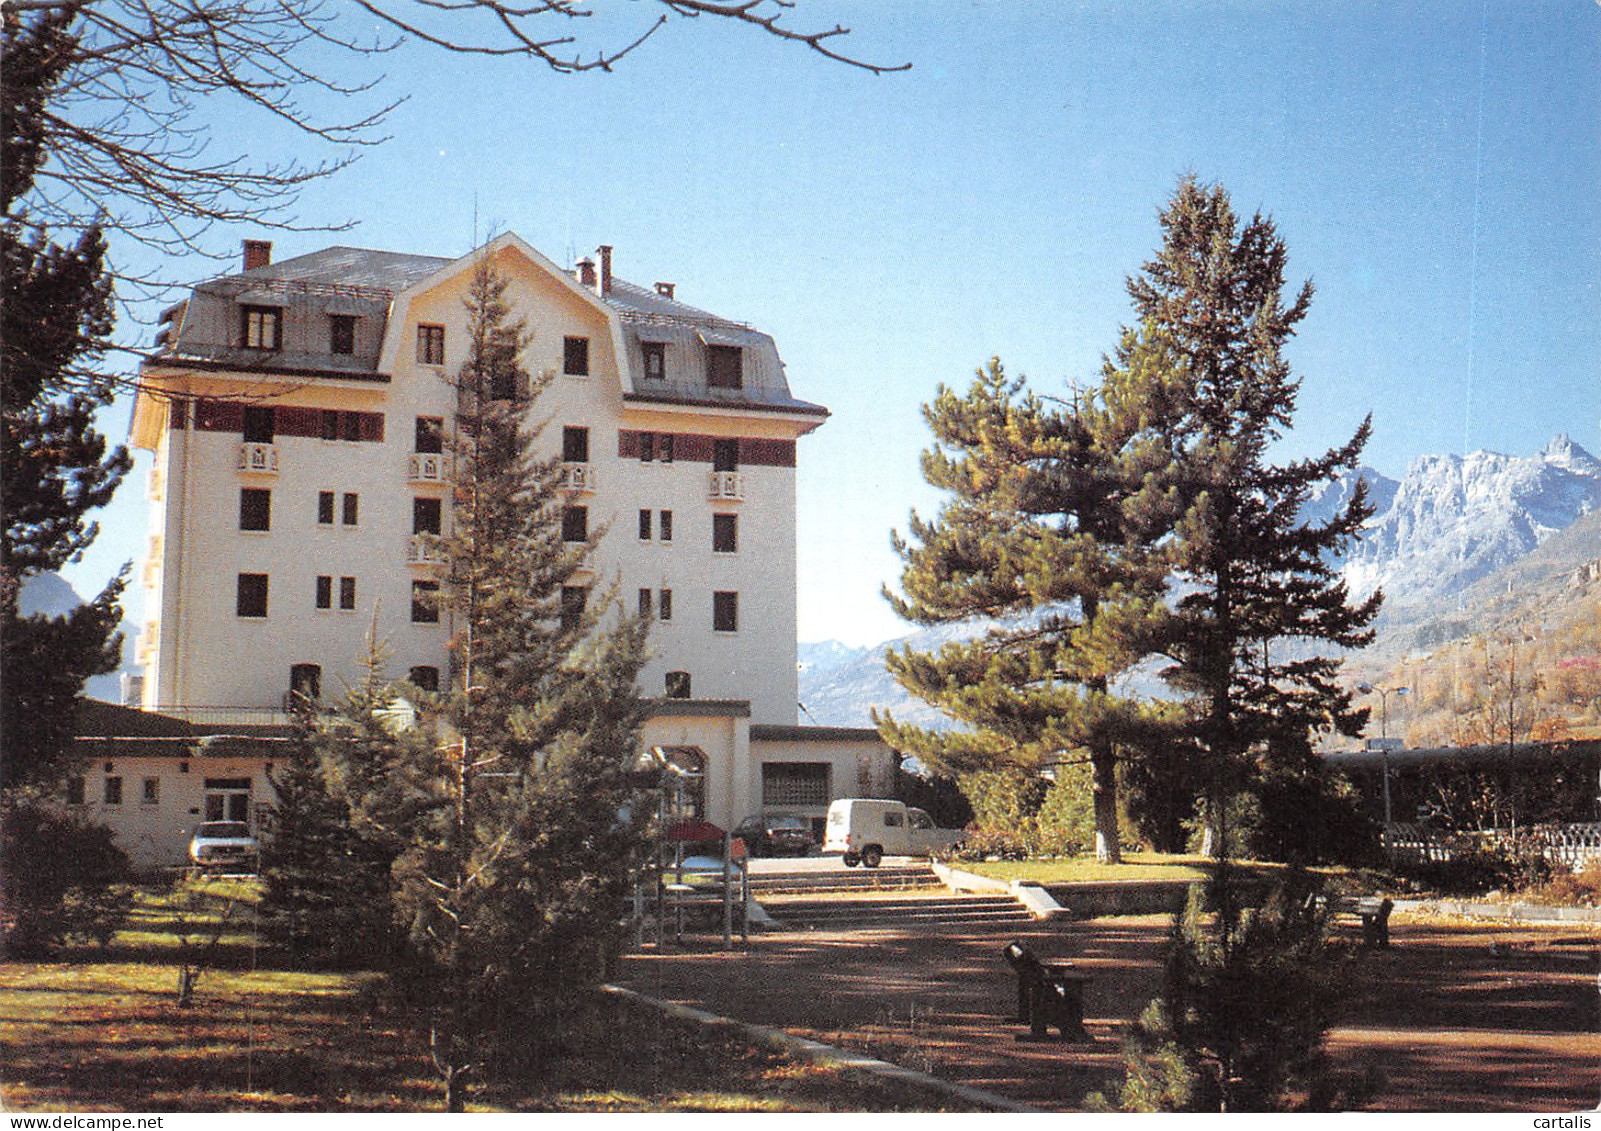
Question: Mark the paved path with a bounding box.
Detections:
[615,910,1601,1111]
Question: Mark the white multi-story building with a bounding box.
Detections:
[96,234,896,867]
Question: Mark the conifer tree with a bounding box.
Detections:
[1105,179,1379,1112]
[879,356,1177,862]
[2,12,131,795]
[322,257,650,1110]
[1121,178,1381,860]
[259,677,399,971]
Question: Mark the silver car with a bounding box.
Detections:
[188,821,260,871]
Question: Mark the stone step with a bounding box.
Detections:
[763,892,1035,929]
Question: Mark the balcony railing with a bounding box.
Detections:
[409,452,449,484]
[136,620,159,664]
[560,462,597,493]
[147,464,164,501]
[408,533,446,567]
[708,470,744,500]
[237,442,279,474]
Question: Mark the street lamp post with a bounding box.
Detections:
[1357,682,1410,833]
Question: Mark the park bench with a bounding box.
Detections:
[1307,894,1394,948]
[1001,941,1091,1041]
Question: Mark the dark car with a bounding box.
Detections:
[734,815,815,858]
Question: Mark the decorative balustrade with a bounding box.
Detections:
[409,452,449,483]
[560,462,598,493]
[408,533,446,567]
[237,442,279,474]
[708,470,744,500]
[147,464,165,501]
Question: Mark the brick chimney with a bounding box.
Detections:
[597,244,612,296]
[654,282,676,300]
[576,257,597,288]
[242,239,272,271]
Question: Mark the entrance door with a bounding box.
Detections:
[204,778,252,824]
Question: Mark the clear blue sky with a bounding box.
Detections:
[64,0,1600,648]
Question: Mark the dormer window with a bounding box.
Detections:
[707,344,742,389]
[329,314,356,355]
[241,305,281,351]
[642,341,666,381]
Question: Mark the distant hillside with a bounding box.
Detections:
[801,434,1601,732]
[17,573,138,703]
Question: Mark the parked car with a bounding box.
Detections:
[822,799,965,868]
[188,821,260,871]
[733,814,816,858]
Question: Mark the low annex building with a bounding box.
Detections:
[78,234,896,866]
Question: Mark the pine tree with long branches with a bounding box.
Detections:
[878,352,1179,862]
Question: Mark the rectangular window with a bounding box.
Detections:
[415,416,444,454]
[142,777,160,806]
[411,580,440,623]
[714,438,739,473]
[340,411,361,442]
[639,431,654,463]
[65,776,85,805]
[659,588,673,621]
[564,336,590,376]
[665,671,691,699]
[414,497,441,535]
[642,341,666,381]
[409,665,439,692]
[562,505,588,542]
[707,344,742,389]
[339,576,356,611]
[242,405,275,444]
[330,314,356,355]
[242,305,281,351]
[104,776,123,806]
[320,409,340,441]
[341,492,358,526]
[315,575,332,610]
[562,425,590,463]
[239,487,271,532]
[560,586,587,631]
[638,509,652,540]
[237,573,269,618]
[713,512,738,554]
[659,510,673,542]
[317,490,335,526]
[659,433,674,463]
[418,324,446,365]
[638,588,653,617]
[713,590,738,633]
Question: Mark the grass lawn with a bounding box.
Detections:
[1,881,978,1113]
[954,851,1308,885]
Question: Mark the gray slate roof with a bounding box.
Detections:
[147,244,826,416]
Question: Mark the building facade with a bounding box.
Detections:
[106,234,894,865]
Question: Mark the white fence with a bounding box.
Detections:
[1387,822,1601,870]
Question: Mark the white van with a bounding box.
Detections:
[822,798,965,868]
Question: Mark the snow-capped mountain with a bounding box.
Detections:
[800,433,1601,726]
[1344,433,1601,611]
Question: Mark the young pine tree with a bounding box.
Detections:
[259,679,400,971]
[326,256,651,1110]
[879,357,1176,862]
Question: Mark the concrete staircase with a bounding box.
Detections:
[763,891,1036,931]
[745,864,945,898]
